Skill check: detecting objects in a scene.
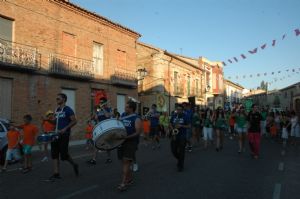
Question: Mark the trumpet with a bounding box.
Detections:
[144,109,153,119]
[171,117,180,139]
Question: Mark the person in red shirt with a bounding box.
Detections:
[40,111,55,162]
[1,124,21,172]
[19,114,38,173]
[85,120,94,150]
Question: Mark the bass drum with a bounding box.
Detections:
[92,119,127,150]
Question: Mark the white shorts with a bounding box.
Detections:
[291,125,300,137]
[237,127,247,134]
[5,148,21,161]
[281,128,288,139]
[203,127,213,141]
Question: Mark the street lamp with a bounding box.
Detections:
[137,68,148,80]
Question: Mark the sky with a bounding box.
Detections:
[72,0,300,90]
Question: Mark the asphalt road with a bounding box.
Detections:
[0,136,299,199]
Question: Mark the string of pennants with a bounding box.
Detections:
[227,67,300,80]
[222,28,300,66]
[267,70,300,86]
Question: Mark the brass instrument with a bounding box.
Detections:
[171,116,180,139]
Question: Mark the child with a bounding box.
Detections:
[281,114,290,148]
[40,110,55,162]
[1,124,21,172]
[85,120,94,150]
[19,114,38,173]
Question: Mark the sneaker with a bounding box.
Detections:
[86,159,96,165]
[105,158,112,164]
[41,156,48,162]
[133,163,138,172]
[73,164,79,177]
[47,173,61,182]
[22,167,32,174]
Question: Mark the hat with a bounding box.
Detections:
[45,110,54,116]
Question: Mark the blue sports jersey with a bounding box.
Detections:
[170,113,188,140]
[97,107,112,122]
[150,110,160,128]
[55,106,75,134]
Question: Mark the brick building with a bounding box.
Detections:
[137,42,205,114]
[0,0,140,138]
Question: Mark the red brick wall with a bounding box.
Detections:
[0,0,139,139]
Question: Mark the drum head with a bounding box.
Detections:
[94,129,127,150]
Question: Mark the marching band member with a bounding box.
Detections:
[170,104,190,172]
[148,104,161,150]
[117,100,142,191]
[87,98,113,165]
[48,93,78,181]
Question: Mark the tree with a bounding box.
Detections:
[258,81,268,91]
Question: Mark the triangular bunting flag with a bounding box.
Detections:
[248,48,258,54]
[261,44,267,49]
[272,40,276,47]
[241,54,247,59]
[295,29,300,36]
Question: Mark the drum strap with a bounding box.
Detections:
[119,113,137,121]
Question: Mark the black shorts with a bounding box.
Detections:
[117,140,138,161]
[51,133,70,161]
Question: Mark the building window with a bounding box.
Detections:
[93,42,104,75]
[62,32,76,57]
[116,49,127,68]
[187,76,191,96]
[0,78,12,119]
[61,88,76,113]
[174,71,178,93]
[0,16,13,41]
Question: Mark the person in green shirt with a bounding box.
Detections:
[236,106,248,153]
[214,108,227,152]
[203,108,214,149]
[159,112,169,138]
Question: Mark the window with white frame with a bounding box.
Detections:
[93,42,104,75]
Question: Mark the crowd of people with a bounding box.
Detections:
[1,95,299,192]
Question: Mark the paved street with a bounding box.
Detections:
[0,137,299,199]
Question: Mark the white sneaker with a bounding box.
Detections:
[41,156,48,162]
[133,163,138,172]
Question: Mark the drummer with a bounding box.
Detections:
[40,110,55,162]
[87,97,113,165]
[117,100,142,191]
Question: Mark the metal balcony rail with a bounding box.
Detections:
[0,38,40,69]
[49,54,94,79]
[111,70,137,87]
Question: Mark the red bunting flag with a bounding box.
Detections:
[272,40,276,47]
[282,34,286,40]
[222,62,227,66]
[241,54,246,59]
[228,59,233,63]
[261,44,267,49]
[248,48,258,54]
[233,57,238,62]
[295,29,300,36]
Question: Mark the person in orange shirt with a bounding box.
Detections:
[142,117,151,145]
[19,114,38,174]
[40,111,55,162]
[85,120,94,150]
[1,124,21,172]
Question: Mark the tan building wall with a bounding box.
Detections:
[137,42,205,114]
[0,0,140,138]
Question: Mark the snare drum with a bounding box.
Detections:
[92,119,127,150]
[37,132,59,144]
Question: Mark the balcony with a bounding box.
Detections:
[0,38,40,71]
[49,54,94,80]
[174,87,184,97]
[111,69,137,88]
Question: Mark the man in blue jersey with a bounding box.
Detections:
[87,98,112,165]
[48,93,78,181]
[149,104,161,149]
[170,104,190,172]
[183,102,193,152]
[117,100,142,191]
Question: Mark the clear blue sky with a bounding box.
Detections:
[72,0,300,90]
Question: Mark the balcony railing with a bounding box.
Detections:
[0,38,40,70]
[49,54,94,79]
[111,69,137,88]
